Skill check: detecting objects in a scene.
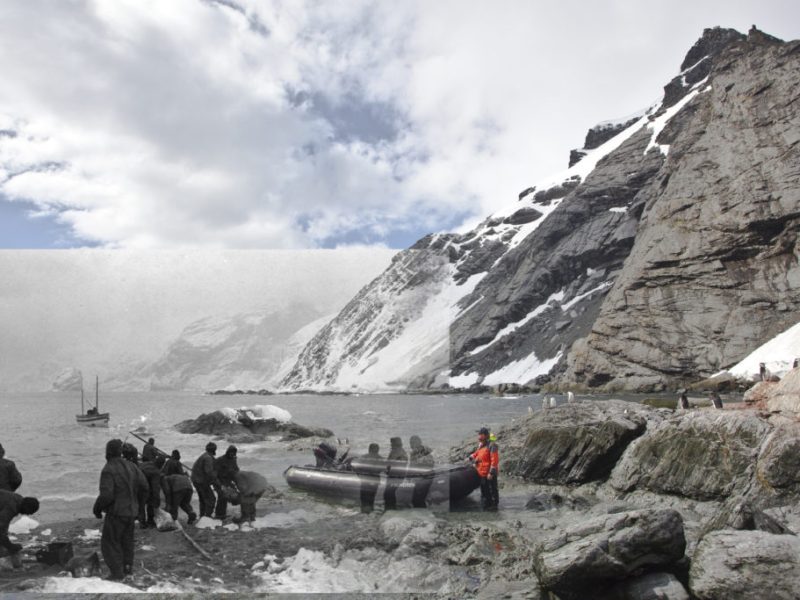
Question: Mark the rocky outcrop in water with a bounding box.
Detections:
[283,26,800,394]
[175,409,333,442]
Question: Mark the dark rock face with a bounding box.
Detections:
[568,149,587,167]
[450,401,657,485]
[563,31,800,391]
[689,530,800,600]
[662,27,746,109]
[174,410,333,441]
[609,412,770,500]
[584,116,642,150]
[533,509,687,600]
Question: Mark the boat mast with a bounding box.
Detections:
[96,375,99,413]
[80,373,84,415]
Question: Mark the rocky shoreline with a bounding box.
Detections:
[3,380,799,597]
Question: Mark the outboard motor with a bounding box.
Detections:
[313,442,337,468]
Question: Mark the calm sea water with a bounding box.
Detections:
[0,391,546,524]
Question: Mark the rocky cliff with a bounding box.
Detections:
[283,27,800,393]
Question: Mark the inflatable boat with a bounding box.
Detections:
[284,457,481,508]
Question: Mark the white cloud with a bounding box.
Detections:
[0,0,797,248]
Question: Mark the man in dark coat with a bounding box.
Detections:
[0,444,22,492]
[213,446,239,519]
[93,439,149,580]
[161,472,196,524]
[162,450,185,476]
[232,470,268,524]
[141,438,157,463]
[191,442,219,519]
[138,455,164,528]
[387,437,407,461]
[0,490,39,567]
[409,435,434,466]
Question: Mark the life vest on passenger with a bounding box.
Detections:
[470,442,499,478]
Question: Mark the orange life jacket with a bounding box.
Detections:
[470,442,499,477]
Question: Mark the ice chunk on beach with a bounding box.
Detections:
[249,509,316,530]
[80,528,101,541]
[194,516,218,529]
[255,546,450,593]
[9,516,39,534]
[32,577,187,593]
[33,577,141,593]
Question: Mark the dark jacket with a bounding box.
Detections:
[387,445,408,462]
[0,490,23,552]
[141,444,158,463]
[0,458,22,492]
[409,445,434,466]
[139,461,162,505]
[215,455,240,486]
[162,457,185,477]
[161,473,193,497]
[93,457,148,518]
[191,452,218,486]
[234,471,268,504]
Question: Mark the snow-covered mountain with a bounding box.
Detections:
[282,27,800,393]
[114,304,332,392]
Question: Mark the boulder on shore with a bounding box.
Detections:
[175,407,333,442]
[609,411,771,501]
[533,509,687,600]
[459,400,658,485]
[689,529,800,600]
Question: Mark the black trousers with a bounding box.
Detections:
[193,481,216,517]
[101,514,135,579]
[479,476,499,510]
[167,488,195,521]
[214,495,228,518]
[488,475,499,509]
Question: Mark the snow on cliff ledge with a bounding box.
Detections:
[726,320,800,379]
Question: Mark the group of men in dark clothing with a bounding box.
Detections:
[0,443,40,569]
[93,437,266,581]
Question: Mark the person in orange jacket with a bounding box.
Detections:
[470,427,499,511]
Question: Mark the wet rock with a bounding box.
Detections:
[689,529,800,599]
[609,411,771,500]
[600,572,689,600]
[174,410,333,441]
[533,509,686,600]
[499,401,655,485]
[524,492,591,512]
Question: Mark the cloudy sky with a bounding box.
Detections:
[0,0,798,249]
